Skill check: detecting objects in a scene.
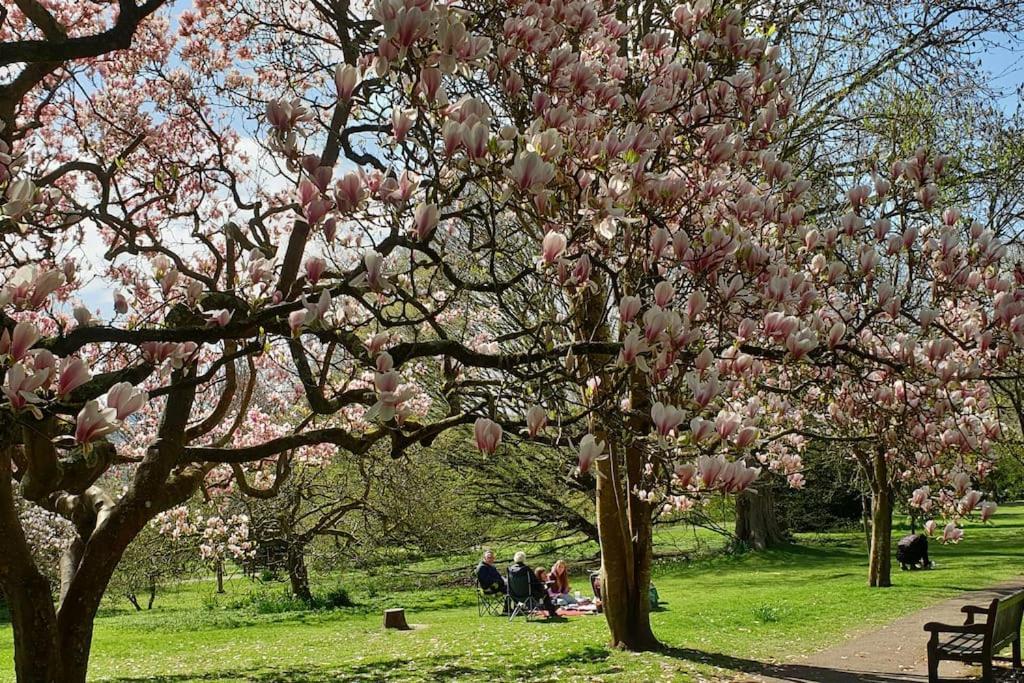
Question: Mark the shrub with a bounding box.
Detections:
[753,604,783,623]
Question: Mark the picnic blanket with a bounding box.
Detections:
[555,603,600,617]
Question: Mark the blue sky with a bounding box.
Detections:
[979,33,1023,115]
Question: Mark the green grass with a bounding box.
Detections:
[2,505,1023,682]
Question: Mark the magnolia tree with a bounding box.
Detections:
[155,505,253,593]
[0,1,601,680]
[1,1,1022,681]
[446,0,1024,647]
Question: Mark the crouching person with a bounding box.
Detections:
[897,533,933,570]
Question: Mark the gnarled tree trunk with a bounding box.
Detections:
[735,486,787,550]
[0,372,201,683]
[287,545,313,603]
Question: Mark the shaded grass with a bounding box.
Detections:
[1,505,1022,682]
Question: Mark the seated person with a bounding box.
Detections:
[507,552,558,618]
[475,549,506,594]
[549,560,576,605]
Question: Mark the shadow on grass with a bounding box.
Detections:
[101,642,958,683]
[662,646,932,682]
[103,646,613,683]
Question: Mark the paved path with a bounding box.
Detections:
[750,580,1024,683]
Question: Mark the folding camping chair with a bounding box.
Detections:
[476,586,504,616]
[473,566,505,616]
[506,566,539,622]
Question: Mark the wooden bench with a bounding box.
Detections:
[924,590,1024,682]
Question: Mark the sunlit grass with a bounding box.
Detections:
[1,504,1021,682]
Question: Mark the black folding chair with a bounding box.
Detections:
[476,586,504,616]
[507,567,539,622]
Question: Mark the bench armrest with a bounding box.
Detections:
[961,604,991,624]
[923,621,987,634]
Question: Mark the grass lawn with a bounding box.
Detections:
[2,504,1023,682]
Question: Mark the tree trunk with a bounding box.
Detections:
[1,361,200,683]
[287,546,312,603]
[6,570,64,682]
[868,487,894,587]
[215,560,225,594]
[1,446,64,682]
[735,487,787,550]
[866,446,894,588]
[595,458,660,651]
[592,372,660,652]
[573,257,659,651]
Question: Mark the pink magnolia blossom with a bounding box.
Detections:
[685,291,706,320]
[525,406,547,437]
[923,519,938,536]
[541,231,567,265]
[651,402,684,439]
[2,362,47,414]
[909,486,930,508]
[56,357,91,397]
[473,418,502,455]
[690,417,715,444]
[619,295,641,324]
[721,460,760,493]
[619,328,646,367]
[950,471,971,496]
[361,251,388,291]
[827,321,846,348]
[288,309,307,337]
[733,425,759,449]
[941,522,963,544]
[9,321,38,361]
[31,350,55,390]
[674,463,696,488]
[391,107,417,142]
[304,257,327,284]
[74,400,119,446]
[412,202,438,241]
[106,382,148,421]
[335,63,361,101]
[980,501,997,522]
[206,309,233,327]
[959,490,983,515]
[508,151,554,193]
[577,433,606,473]
[375,352,394,373]
[653,281,674,307]
[697,455,728,489]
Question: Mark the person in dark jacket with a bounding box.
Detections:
[475,549,506,594]
[507,552,558,618]
[897,533,932,570]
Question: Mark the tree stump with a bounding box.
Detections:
[383,608,410,630]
